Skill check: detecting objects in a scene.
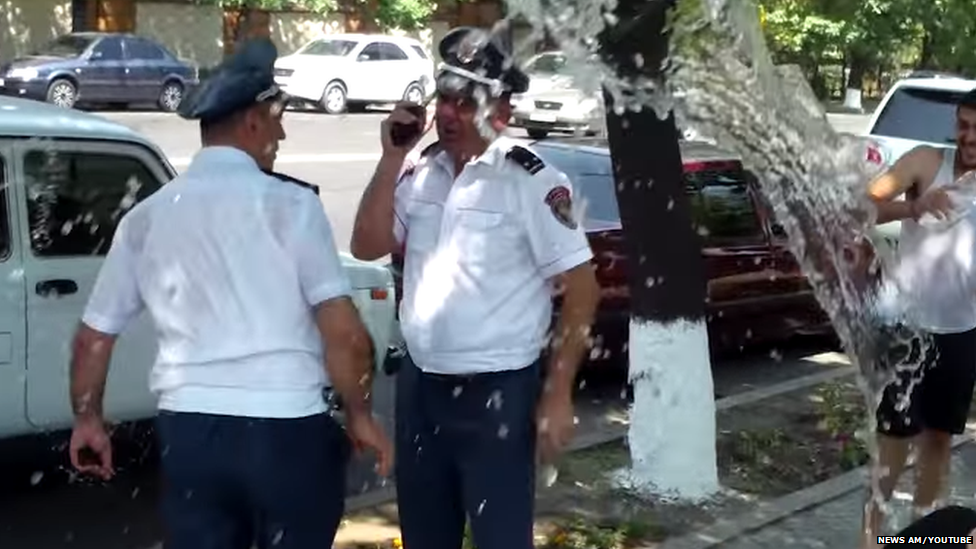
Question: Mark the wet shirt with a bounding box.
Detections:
[879,149,976,333]
[82,146,351,418]
[394,136,593,375]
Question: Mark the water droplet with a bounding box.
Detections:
[272,529,285,545]
[477,499,486,515]
[131,487,141,499]
[633,53,645,68]
[667,199,675,210]
[487,390,504,411]
[30,471,43,485]
[452,385,464,398]
[645,277,655,288]
[498,424,509,439]
[769,349,783,361]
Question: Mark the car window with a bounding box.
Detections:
[24,149,162,257]
[525,53,567,75]
[378,43,408,61]
[91,37,123,61]
[0,156,10,260]
[300,39,358,56]
[870,87,967,145]
[687,165,764,244]
[410,45,428,59]
[358,43,384,61]
[125,37,166,61]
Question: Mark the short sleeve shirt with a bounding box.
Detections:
[394,136,593,374]
[81,146,352,418]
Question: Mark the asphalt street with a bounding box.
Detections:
[97,109,873,255]
[0,109,873,549]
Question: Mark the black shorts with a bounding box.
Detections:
[876,325,976,437]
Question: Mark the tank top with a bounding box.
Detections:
[887,149,976,333]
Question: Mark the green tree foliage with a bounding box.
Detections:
[760,0,976,94]
[193,0,438,32]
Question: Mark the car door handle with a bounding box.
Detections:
[36,279,79,297]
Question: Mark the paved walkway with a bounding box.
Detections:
[715,442,976,548]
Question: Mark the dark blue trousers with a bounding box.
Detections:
[156,411,350,549]
[395,355,541,549]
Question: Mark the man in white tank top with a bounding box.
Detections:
[861,88,976,547]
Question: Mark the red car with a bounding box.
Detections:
[387,137,831,368]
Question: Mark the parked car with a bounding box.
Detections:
[0,95,396,442]
[273,34,435,114]
[866,74,975,165]
[509,50,605,139]
[386,137,833,365]
[860,76,976,249]
[0,32,198,111]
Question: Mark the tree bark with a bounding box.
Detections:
[843,53,868,112]
[598,0,719,500]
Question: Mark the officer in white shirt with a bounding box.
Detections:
[351,26,601,549]
[67,37,392,549]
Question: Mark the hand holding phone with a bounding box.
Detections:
[383,102,429,152]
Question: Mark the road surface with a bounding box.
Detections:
[0,109,872,549]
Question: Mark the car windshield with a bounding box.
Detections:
[870,86,968,145]
[33,35,93,57]
[525,53,570,76]
[298,39,358,57]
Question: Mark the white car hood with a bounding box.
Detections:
[275,54,347,72]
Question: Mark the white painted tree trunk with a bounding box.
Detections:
[627,317,719,501]
[843,88,864,112]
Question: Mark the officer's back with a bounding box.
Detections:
[72,37,391,549]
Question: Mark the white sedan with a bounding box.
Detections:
[274,34,435,114]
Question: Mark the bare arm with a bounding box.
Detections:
[315,297,375,417]
[69,323,118,422]
[350,103,428,260]
[546,264,601,399]
[350,155,407,260]
[868,146,941,224]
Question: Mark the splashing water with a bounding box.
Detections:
[455,0,935,528]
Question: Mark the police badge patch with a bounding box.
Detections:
[545,186,578,229]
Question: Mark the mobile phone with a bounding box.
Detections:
[390,104,427,147]
[78,447,102,467]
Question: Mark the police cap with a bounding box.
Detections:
[178,37,286,123]
[436,26,529,98]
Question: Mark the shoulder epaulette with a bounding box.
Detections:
[419,141,441,157]
[505,145,545,175]
[263,169,320,196]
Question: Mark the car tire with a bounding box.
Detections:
[527,129,549,140]
[158,81,184,112]
[46,78,77,109]
[320,81,347,114]
[403,82,425,105]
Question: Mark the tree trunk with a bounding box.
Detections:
[843,54,868,112]
[598,0,719,501]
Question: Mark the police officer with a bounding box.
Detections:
[68,37,392,549]
[351,26,601,549]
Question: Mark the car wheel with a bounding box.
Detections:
[527,129,549,140]
[403,82,425,105]
[46,79,77,109]
[158,81,184,112]
[320,81,347,114]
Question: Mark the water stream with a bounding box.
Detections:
[489,0,934,534]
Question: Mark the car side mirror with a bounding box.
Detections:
[357,54,371,62]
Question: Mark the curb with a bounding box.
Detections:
[346,364,855,513]
[658,434,976,549]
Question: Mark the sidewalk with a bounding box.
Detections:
[711,441,976,548]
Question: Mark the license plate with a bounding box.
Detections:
[530,112,557,123]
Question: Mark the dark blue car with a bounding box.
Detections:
[0,32,199,112]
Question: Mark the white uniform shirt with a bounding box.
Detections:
[82,146,352,418]
[394,136,593,375]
